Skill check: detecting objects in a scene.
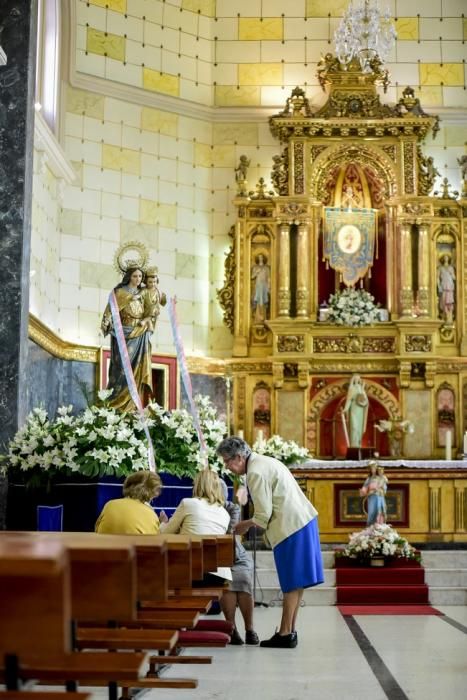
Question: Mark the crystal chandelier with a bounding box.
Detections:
[334,0,396,71]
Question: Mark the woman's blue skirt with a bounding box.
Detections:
[273,518,324,593]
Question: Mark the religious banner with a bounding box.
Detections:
[323,207,377,286]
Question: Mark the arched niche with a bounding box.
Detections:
[307,378,400,457]
[249,224,273,325]
[436,383,455,448]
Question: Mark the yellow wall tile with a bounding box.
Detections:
[182,0,216,17]
[141,107,178,136]
[66,86,104,119]
[194,143,236,167]
[143,68,180,97]
[238,63,282,86]
[139,200,177,227]
[464,18,467,41]
[214,85,261,106]
[195,143,212,167]
[444,126,467,147]
[396,18,418,41]
[213,123,258,145]
[89,0,126,12]
[102,144,141,175]
[87,28,125,62]
[414,86,443,107]
[419,63,464,86]
[239,18,283,41]
[306,0,347,18]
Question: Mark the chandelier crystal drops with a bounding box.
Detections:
[334,0,397,71]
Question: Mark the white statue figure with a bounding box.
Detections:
[376,417,415,458]
[341,375,369,448]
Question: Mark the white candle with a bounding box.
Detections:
[237,429,244,440]
[445,430,452,461]
[257,429,264,445]
[463,431,467,456]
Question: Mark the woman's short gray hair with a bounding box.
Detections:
[216,436,251,460]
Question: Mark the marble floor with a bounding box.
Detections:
[80,605,467,700]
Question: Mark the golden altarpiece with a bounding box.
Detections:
[218,56,467,542]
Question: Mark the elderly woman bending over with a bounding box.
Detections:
[217,436,323,649]
[95,470,162,534]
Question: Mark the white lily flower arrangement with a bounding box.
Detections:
[338,523,420,562]
[252,434,310,466]
[1,392,227,487]
[327,287,380,327]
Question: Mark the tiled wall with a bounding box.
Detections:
[77,0,467,108]
[30,149,61,332]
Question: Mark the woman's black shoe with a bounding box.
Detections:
[229,628,244,645]
[245,630,260,645]
[259,632,297,648]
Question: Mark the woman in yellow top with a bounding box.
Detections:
[95,470,161,534]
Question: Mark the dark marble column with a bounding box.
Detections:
[0,1,38,526]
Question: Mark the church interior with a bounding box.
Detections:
[0,1,467,698]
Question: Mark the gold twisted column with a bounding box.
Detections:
[278,222,291,317]
[400,223,413,316]
[418,223,430,316]
[296,221,310,318]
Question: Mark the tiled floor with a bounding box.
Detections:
[74,605,467,700]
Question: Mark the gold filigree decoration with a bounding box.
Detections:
[276,86,313,118]
[114,240,149,275]
[230,362,272,373]
[278,202,308,218]
[249,177,275,200]
[277,335,305,353]
[311,143,395,203]
[29,315,99,363]
[313,336,395,354]
[405,335,432,352]
[293,142,304,194]
[403,142,415,194]
[310,145,327,161]
[271,148,289,196]
[216,225,235,333]
[439,324,455,343]
[381,144,397,162]
[417,145,441,196]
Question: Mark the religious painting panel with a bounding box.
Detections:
[437,383,455,448]
[252,382,271,440]
[334,483,409,527]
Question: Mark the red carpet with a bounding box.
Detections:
[339,605,442,615]
[335,556,430,605]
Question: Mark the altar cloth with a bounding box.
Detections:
[293,459,467,470]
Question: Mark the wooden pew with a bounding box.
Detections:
[0,536,149,700]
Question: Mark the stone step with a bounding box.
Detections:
[256,568,335,588]
[429,587,467,605]
[421,551,467,569]
[425,569,467,587]
[255,586,336,607]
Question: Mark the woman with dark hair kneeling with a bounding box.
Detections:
[217,436,324,649]
[95,470,162,534]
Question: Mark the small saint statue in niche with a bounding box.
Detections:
[376,417,414,458]
[251,253,271,323]
[437,253,456,323]
[235,155,250,196]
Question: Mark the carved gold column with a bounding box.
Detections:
[278,222,291,317]
[454,481,467,532]
[418,222,430,316]
[429,481,442,531]
[400,222,413,316]
[296,220,310,317]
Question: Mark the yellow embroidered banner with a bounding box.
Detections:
[323,207,377,287]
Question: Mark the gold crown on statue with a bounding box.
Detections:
[145,266,159,276]
[114,241,149,275]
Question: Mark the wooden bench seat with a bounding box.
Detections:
[75,628,178,651]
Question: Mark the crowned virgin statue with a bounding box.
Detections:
[101,243,166,412]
